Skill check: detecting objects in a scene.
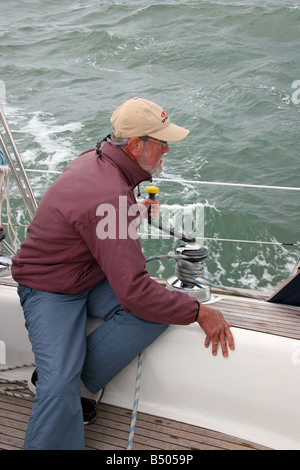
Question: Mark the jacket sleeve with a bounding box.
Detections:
[76,204,199,325]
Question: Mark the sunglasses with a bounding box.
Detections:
[139,136,168,149]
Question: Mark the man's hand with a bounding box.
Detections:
[138,199,161,220]
[197,303,235,357]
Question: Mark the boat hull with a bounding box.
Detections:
[1,283,300,450]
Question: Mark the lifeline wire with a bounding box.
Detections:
[24,169,300,192]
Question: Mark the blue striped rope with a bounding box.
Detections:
[127,351,144,450]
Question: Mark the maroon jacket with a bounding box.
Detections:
[12,143,198,325]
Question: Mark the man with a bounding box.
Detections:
[12,97,234,450]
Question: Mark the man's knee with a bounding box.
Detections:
[35,370,80,397]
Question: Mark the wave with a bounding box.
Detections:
[3,104,83,173]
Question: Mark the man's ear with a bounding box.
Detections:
[127,137,144,157]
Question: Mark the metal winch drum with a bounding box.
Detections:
[166,243,211,303]
[145,185,211,303]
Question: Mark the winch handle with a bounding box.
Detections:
[145,186,196,243]
[145,186,159,222]
[145,185,160,201]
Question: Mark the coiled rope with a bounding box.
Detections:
[0,363,35,399]
[146,253,269,301]
[0,358,145,450]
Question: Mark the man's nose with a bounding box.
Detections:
[162,143,169,153]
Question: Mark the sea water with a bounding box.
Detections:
[1,0,300,291]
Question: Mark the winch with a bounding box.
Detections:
[166,242,211,303]
[145,186,211,303]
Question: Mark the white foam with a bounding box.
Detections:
[21,112,83,171]
[2,104,83,172]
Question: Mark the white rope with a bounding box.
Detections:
[127,352,144,450]
[0,363,35,399]
[0,379,34,399]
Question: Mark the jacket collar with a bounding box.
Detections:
[100,142,152,190]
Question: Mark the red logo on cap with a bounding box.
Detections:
[161,110,168,123]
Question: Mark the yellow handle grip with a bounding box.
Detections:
[145,186,160,199]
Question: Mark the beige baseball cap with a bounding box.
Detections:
[110,97,189,142]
